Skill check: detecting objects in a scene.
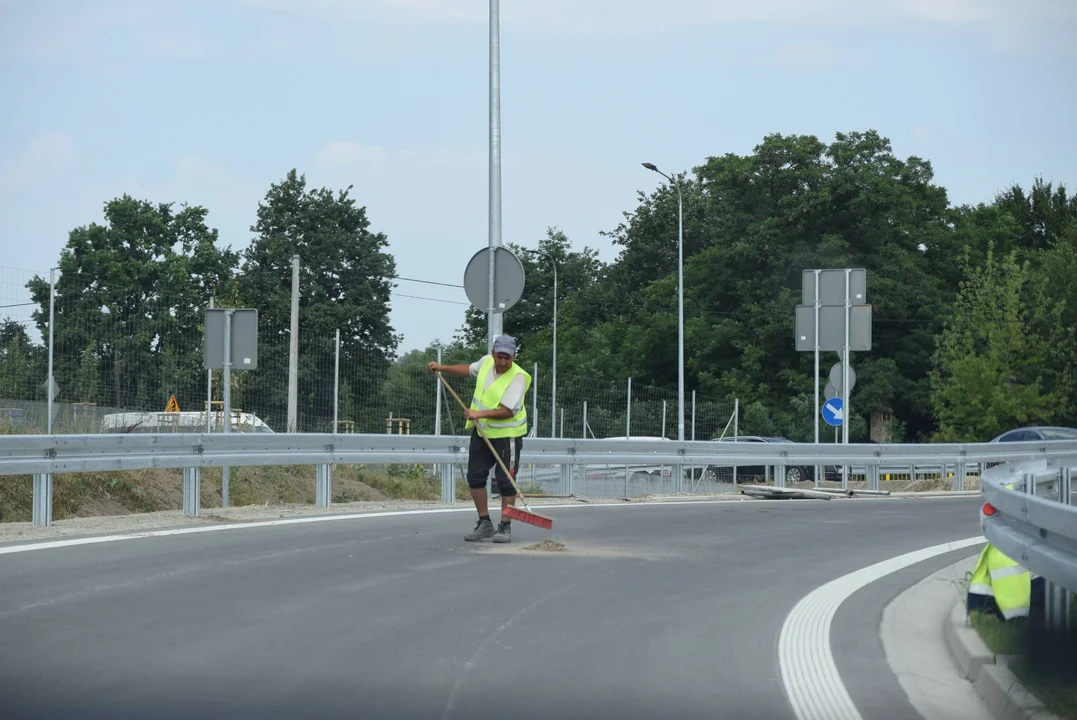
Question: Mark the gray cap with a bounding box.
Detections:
[492,335,517,356]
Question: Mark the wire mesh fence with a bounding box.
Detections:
[0,267,738,440]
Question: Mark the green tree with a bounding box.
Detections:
[0,320,44,402]
[930,244,1058,441]
[235,170,399,432]
[459,228,604,363]
[26,195,237,413]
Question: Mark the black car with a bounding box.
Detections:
[691,435,841,484]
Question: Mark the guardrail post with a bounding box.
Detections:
[868,465,879,492]
[559,463,571,495]
[672,464,683,494]
[440,463,455,504]
[775,463,786,489]
[316,464,332,508]
[182,468,201,516]
[1046,466,1073,630]
[32,473,52,526]
[953,463,964,491]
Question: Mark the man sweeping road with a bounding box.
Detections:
[428,335,533,543]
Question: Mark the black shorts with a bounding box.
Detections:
[466,429,523,496]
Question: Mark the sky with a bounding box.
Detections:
[2,0,1075,352]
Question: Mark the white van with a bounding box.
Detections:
[100,411,275,434]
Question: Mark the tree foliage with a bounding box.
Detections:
[232,169,399,431]
[26,195,236,411]
[16,130,1077,443]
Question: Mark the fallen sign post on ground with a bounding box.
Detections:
[738,485,834,500]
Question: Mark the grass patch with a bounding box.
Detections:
[1,463,476,522]
[969,598,1077,719]
[517,483,546,496]
[349,464,470,502]
[0,469,172,523]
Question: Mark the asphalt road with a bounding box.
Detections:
[0,497,984,719]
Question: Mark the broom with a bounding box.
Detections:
[435,371,553,530]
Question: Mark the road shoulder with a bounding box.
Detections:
[880,553,993,720]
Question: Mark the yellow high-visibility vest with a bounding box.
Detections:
[465,356,531,439]
[967,543,1031,620]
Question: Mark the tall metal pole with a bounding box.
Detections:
[333,328,340,432]
[287,254,300,433]
[47,269,55,434]
[843,269,850,445]
[222,309,233,507]
[691,391,696,441]
[552,261,557,439]
[676,182,684,442]
[532,362,538,437]
[642,164,685,442]
[435,348,443,437]
[813,269,820,444]
[525,249,557,437]
[626,377,632,437]
[206,297,214,432]
[487,0,503,348]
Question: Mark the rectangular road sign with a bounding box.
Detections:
[204,308,259,370]
[795,304,872,352]
[802,269,867,306]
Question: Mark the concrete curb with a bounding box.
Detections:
[944,601,1063,720]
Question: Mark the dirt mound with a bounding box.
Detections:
[524,538,567,552]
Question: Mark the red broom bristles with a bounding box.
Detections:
[504,505,553,530]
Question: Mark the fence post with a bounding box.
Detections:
[47,269,55,435]
[532,362,539,438]
[183,467,201,516]
[316,464,331,508]
[32,473,53,526]
[626,377,632,437]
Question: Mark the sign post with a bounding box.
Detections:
[204,308,259,508]
[796,269,871,445]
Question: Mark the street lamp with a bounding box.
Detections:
[524,248,557,438]
[642,162,685,442]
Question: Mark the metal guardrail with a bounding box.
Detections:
[6,430,1077,525]
[5,434,1077,527]
[980,456,1077,628]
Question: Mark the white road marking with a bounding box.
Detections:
[778,535,986,720]
[0,497,771,555]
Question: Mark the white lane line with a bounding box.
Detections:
[778,535,986,720]
[0,496,765,555]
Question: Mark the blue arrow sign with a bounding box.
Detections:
[822,397,844,427]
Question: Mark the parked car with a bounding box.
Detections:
[989,426,1077,443]
[691,435,842,484]
[979,426,1077,472]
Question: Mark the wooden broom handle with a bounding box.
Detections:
[435,371,531,504]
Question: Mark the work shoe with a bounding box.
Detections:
[465,517,495,542]
[492,521,511,544]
